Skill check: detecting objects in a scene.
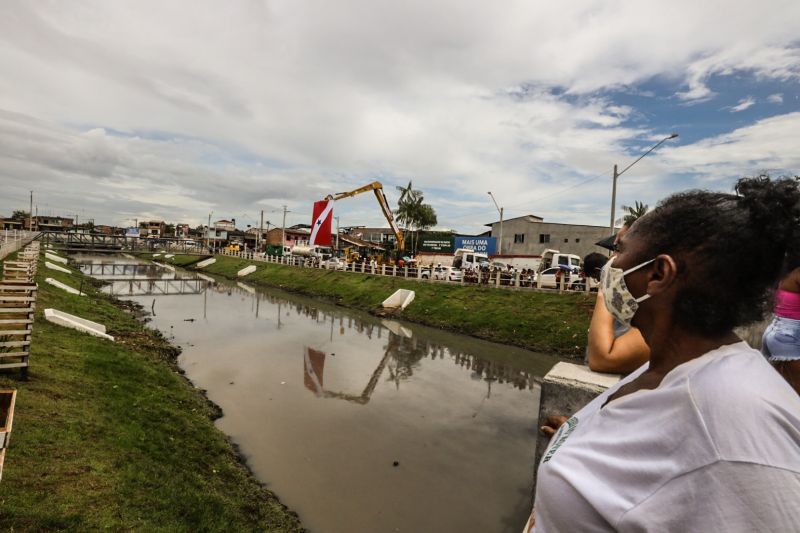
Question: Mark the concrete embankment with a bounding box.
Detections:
[147,253,593,356]
[0,252,303,532]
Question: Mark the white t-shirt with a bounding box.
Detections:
[533,341,800,532]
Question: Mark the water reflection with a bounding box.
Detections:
[79,256,558,533]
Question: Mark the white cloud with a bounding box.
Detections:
[0,1,798,233]
[768,93,784,104]
[730,96,756,112]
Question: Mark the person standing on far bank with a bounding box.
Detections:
[526,176,800,532]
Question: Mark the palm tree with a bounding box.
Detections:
[621,201,649,226]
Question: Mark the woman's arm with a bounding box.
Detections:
[587,292,650,374]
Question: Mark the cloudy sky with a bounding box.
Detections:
[1,1,799,233]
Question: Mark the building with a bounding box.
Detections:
[175,224,191,238]
[29,215,74,232]
[487,214,616,261]
[139,220,166,238]
[344,227,402,246]
[0,218,23,231]
[214,219,236,232]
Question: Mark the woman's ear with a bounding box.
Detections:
[648,254,678,295]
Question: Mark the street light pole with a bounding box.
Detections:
[609,133,678,235]
[488,192,504,255]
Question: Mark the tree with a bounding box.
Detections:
[394,181,438,254]
[11,210,28,221]
[621,201,649,226]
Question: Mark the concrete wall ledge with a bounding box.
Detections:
[44,309,114,341]
[237,265,256,277]
[45,262,71,274]
[196,258,216,268]
[45,278,84,296]
[44,252,67,264]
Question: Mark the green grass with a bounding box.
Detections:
[0,252,303,532]
[177,254,592,356]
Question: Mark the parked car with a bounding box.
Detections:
[569,275,600,292]
[534,267,579,289]
[322,257,346,270]
[432,266,463,282]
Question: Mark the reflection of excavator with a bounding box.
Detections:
[303,320,410,404]
[325,181,405,253]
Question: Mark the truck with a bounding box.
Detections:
[537,249,582,274]
[291,245,333,261]
[452,248,489,270]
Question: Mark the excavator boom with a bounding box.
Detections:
[326,182,405,252]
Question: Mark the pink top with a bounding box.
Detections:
[776,289,800,320]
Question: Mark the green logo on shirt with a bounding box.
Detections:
[541,416,579,463]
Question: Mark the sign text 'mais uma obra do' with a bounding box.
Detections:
[453,236,497,254]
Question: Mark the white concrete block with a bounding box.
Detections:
[153,253,162,257]
[237,265,256,277]
[45,261,71,274]
[45,252,67,264]
[164,254,175,259]
[196,273,215,283]
[382,289,415,310]
[45,278,84,296]
[196,258,216,268]
[44,309,114,341]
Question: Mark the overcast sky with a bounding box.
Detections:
[1,1,799,233]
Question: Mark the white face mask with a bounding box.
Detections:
[600,256,655,326]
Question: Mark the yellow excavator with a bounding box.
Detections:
[326,181,405,254]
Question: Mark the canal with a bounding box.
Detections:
[78,256,562,533]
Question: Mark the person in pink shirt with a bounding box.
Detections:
[763,265,800,394]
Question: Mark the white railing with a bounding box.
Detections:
[216,249,593,294]
[0,231,39,261]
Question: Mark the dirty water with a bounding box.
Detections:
[79,256,562,533]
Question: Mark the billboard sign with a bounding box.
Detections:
[125,227,140,238]
[419,236,454,253]
[454,236,497,255]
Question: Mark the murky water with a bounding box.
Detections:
[77,256,561,533]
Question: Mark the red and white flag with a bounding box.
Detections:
[310,200,333,246]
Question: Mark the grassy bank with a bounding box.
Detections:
[143,253,592,356]
[0,253,303,532]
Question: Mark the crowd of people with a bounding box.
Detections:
[526,175,800,532]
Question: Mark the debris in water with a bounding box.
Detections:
[280,381,286,385]
[392,461,399,467]
[229,381,234,385]
[183,318,195,322]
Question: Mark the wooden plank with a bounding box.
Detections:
[0,319,34,325]
[0,341,29,348]
[0,308,35,313]
[0,297,36,302]
[0,330,32,335]
[0,352,29,358]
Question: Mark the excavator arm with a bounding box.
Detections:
[326,181,405,252]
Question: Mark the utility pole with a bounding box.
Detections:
[28,191,33,232]
[609,133,678,236]
[259,210,264,252]
[207,212,213,252]
[488,192,504,255]
[609,164,618,236]
[335,216,340,254]
[281,205,288,251]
